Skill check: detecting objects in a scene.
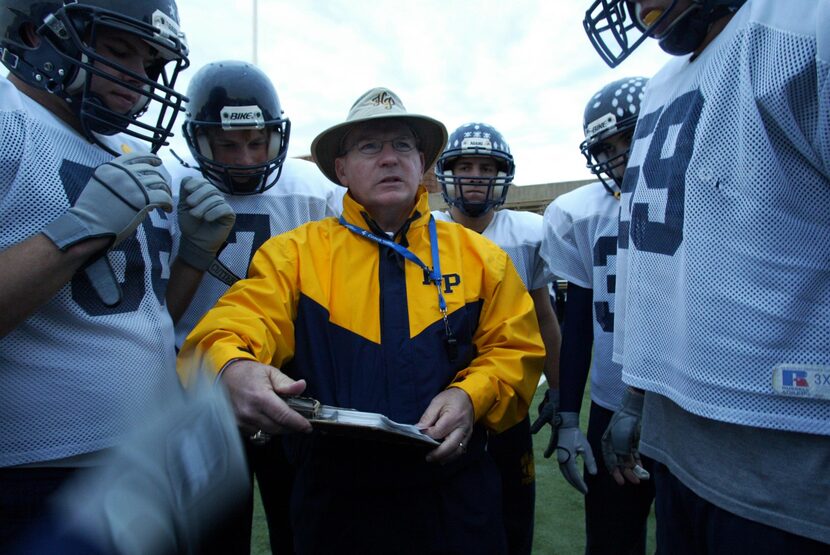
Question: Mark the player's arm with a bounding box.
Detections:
[529,285,561,388]
[165,259,205,323]
[2,153,173,335]
[547,282,598,493]
[0,235,108,338]
[559,283,593,414]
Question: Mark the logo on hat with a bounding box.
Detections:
[370,91,395,110]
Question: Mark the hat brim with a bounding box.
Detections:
[311,113,448,186]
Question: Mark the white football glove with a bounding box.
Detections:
[42,152,173,306]
[556,412,597,495]
[176,177,236,271]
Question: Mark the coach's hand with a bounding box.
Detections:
[176,176,236,271]
[42,152,173,306]
[556,412,597,494]
[418,387,474,465]
[530,387,561,458]
[220,359,313,438]
[601,388,650,485]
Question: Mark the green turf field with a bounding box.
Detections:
[250,385,656,554]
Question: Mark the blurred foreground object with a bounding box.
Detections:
[15,376,248,555]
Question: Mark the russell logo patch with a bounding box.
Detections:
[772,364,830,400]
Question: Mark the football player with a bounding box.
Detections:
[585,0,830,551]
[0,0,234,547]
[169,59,344,555]
[538,76,655,555]
[434,122,561,555]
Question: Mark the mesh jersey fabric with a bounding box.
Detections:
[542,182,625,411]
[167,155,345,348]
[432,209,551,291]
[0,75,179,467]
[614,0,830,435]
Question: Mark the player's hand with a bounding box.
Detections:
[220,359,313,438]
[417,387,474,465]
[601,388,650,485]
[556,412,597,494]
[176,176,236,270]
[42,152,173,306]
[43,152,173,251]
[529,388,560,458]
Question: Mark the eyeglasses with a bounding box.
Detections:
[345,137,418,156]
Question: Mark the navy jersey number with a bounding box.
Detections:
[620,89,703,255]
[59,160,170,316]
[225,213,272,266]
[592,235,617,332]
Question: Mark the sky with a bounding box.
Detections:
[161,1,672,185]
[7,1,671,186]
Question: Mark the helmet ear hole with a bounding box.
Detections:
[267,131,282,160]
[196,131,213,160]
[64,53,89,95]
[20,22,40,47]
[128,83,152,117]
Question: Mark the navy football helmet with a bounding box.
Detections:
[182,61,291,195]
[580,76,647,197]
[436,122,515,217]
[583,0,746,67]
[0,0,190,153]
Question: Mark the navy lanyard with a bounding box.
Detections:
[339,215,458,361]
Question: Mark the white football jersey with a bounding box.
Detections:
[615,0,830,435]
[0,76,179,467]
[542,182,624,410]
[432,209,550,291]
[169,156,345,347]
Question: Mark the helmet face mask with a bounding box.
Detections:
[0,0,190,153]
[580,76,648,197]
[582,130,633,198]
[182,60,290,195]
[436,123,515,218]
[583,0,746,67]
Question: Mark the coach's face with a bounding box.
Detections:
[335,120,425,228]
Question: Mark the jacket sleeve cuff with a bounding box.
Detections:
[448,372,498,424]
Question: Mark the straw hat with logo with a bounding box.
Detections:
[311,87,448,186]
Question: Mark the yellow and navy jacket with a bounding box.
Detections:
[178,186,544,431]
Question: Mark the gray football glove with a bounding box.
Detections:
[43,152,172,250]
[556,412,597,495]
[43,152,173,306]
[601,388,650,481]
[51,375,249,555]
[530,388,560,458]
[176,176,236,271]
